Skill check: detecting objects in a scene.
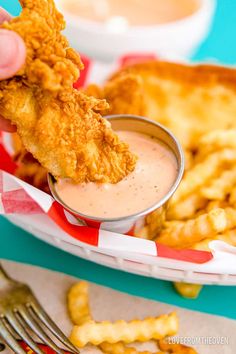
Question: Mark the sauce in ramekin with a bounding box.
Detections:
[55,131,178,218]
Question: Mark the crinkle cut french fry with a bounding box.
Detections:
[199,129,236,152]
[157,208,228,248]
[67,283,164,354]
[135,226,150,240]
[159,338,198,354]
[167,194,206,220]
[100,342,133,354]
[191,229,236,251]
[67,282,164,353]
[172,149,236,204]
[135,210,166,240]
[225,207,236,229]
[196,130,236,163]
[100,342,163,354]
[206,200,228,212]
[145,209,166,239]
[190,238,212,252]
[173,282,202,299]
[67,281,92,326]
[70,313,178,347]
[201,167,236,200]
[229,187,236,206]
[184,150,194,171]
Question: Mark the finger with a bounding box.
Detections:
[0,29,26,80]
[0,116,16,132]
[0,7,11,23]
[0,7,18,133]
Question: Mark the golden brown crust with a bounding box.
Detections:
[85,74,146,117]
[5,0,83,91]
[0,0,137,183]
[110,61,236,90]
[102,60,236,150]
[12,133,49,193]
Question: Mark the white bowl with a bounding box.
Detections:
[56,0,215,62]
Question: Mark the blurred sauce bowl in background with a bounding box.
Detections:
[56,0,215,61]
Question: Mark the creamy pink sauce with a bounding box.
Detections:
[63,0,200,26]
[55,131,178,218]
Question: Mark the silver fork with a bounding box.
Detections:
[0,263,79,354]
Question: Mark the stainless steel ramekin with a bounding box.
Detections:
[48,114,184,239]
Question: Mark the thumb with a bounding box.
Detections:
[0,29,26,80]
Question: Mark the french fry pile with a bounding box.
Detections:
[152,130,236,252]
[68,281,197,353]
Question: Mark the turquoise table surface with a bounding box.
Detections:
[1,0,236,320]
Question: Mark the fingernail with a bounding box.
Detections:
[0,29,19,68]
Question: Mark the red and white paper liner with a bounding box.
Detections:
[2,53,234,269]
[0,130,212,265]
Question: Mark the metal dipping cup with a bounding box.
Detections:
[48,115,185,238]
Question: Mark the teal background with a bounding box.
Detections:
[1,0,236,320]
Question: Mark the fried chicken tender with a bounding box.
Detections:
[11,133,49,193]
[0,0,136,183]
[88,61,236,150]
[15,158,49,193]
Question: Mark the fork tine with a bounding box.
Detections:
[0,319,26,354]
[17,308,64,354]
[29,302,80,353]
[6,313,44,354]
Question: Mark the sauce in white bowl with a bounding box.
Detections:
[63,0,200,26]
[56,0,215,61]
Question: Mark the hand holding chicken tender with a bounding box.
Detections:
[0,7,26,132]
[0,0,136,183]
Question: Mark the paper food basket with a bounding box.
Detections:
[1,54,236,285]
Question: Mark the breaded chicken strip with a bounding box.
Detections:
[0,0,136,183]
[86,61,236,150]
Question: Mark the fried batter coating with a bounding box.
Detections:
[92,61,236,150]
[12,133,49,193]
[0,0,136,183]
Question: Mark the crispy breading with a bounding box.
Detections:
[94,61,236,150]
[15,160,50,193]
[0,0,136,183]
[13,141,49,193]
[86,74,146,117]
[11,133,49,192]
